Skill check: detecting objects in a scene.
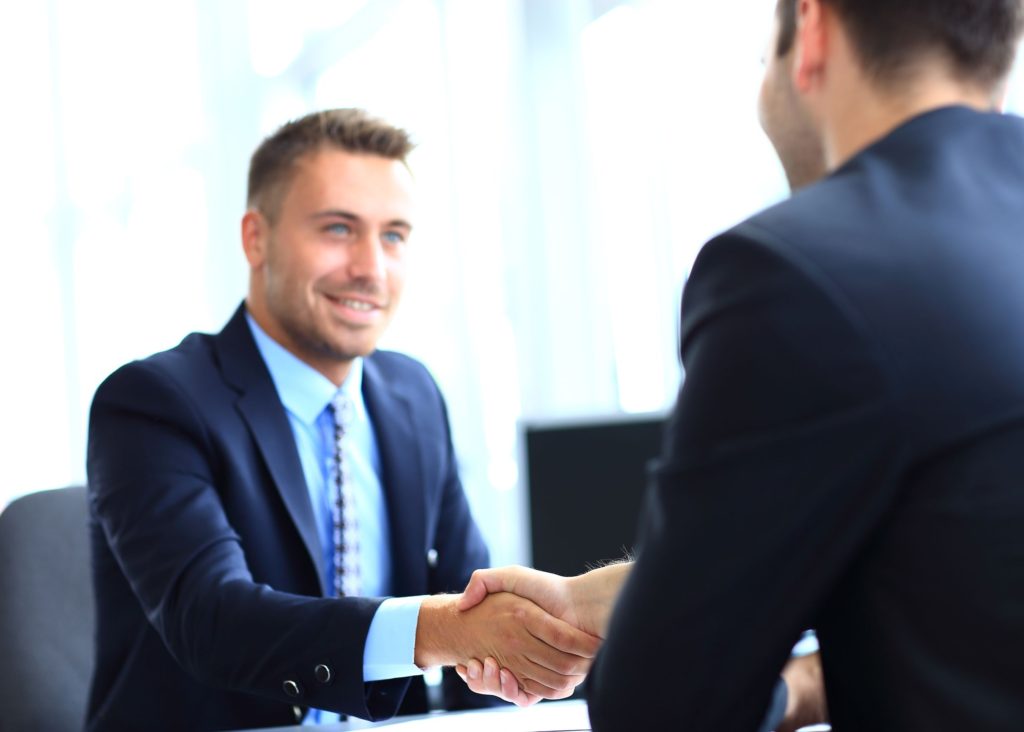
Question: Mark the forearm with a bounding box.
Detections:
[566,561,632,638]
[166,559,398,716]
[777,653,828,732]
[414,595,461,668]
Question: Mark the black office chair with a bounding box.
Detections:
[0,487,95,732]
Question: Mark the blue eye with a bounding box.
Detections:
[326,222,352,236]
[382,231,406,245]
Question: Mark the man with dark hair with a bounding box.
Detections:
[457,1,1024,729]
[86,108,598,731]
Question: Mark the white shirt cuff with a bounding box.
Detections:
[363,595,428,682]
[791,630,820,657]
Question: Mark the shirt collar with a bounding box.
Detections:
[246,311,364,425]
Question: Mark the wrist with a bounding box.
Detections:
[779,653,827,732]
[414,595,460,669]
[570,562,631,638]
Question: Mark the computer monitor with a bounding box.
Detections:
[522,412,667,577]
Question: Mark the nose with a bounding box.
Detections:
[348,231,387,282]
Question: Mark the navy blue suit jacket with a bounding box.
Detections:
[588,107,1024,730]
[86,305,489,731]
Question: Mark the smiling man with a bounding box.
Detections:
[242,140,412,382]
[85,109,598,731]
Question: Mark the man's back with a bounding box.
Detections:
[748,105,1024,729]
[586,106,1024,731]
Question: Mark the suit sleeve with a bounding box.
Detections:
[87,361,409,720]
[587,227,901,731]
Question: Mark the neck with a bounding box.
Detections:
[823,71,995,172]
[245,296,354,387]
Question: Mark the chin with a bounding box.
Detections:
[326,340,378,361]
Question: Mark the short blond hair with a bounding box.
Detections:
[247,108,414,221]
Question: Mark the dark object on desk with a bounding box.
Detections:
[0,486,94,732]
[523,413,666,577]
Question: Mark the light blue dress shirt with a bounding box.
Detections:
[246,315,425,724]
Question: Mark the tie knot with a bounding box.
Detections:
[330,391,353,430]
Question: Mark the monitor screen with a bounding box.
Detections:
[522,413,667,577]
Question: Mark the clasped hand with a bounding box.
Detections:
[450,565,624,706]
[415,585,600,703]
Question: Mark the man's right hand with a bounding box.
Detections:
[457,563,631,639]
[414,591,600,700]
[451,564,632,706]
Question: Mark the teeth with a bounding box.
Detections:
[341,299,374,311]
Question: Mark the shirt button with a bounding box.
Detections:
[283,680,302,697]
[315,664,332,684]
[427,549,438,567]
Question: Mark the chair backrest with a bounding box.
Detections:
[0,487,94,732]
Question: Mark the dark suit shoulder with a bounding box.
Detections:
[725,173,869,274]
[94,331,221,403]
[683,211,880,358]
[366,348,431,374]
[365,349,441,393]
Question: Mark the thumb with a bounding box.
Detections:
[456,568,514,611]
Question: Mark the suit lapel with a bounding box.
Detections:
[214,305,327,595]
[362,356,428,595]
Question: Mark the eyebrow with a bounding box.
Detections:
[310,209,413,230]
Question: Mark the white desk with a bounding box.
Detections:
[251,700,590,732]
[247,700,832,732]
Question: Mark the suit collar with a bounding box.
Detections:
[214,304,327,595]
[244,311,367,426]
[362,356,429,594]
[216,303,432,596]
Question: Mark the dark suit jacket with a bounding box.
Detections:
[588,106,1024,730]
[86,305,490,731]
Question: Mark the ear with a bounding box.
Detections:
[792,0,828,93]
[241,210,268,269]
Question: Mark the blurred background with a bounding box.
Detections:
[3,0,1023,566]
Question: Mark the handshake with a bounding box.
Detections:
[414,563,828,732]
[413,563,632,707]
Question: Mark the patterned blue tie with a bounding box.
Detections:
[329,392,360,597]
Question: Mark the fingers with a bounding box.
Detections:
[455,658,544,707]
[514,648,589,692]
[486,658,541,707]
[455,659,485,692]
[461,652,582,701]
[498,667,535,705]
[523,605,602,664]
[457,570,491,611]
[519,675,580,701]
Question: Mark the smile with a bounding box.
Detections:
[340,298,375,311]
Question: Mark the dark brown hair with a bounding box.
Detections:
[247,108,414,221]
[773,0,1024,88]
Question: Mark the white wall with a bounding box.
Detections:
[3,0,1021,565]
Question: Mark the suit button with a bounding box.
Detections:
[283,680,302,697]
[315,664,332,684]
[427,549,438,567]
[293,705,304,722]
